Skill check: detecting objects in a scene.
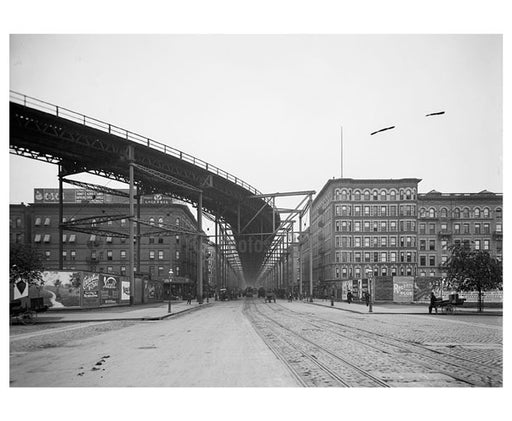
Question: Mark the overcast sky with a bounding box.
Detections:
[3,1,510,417]
[9,34,503,210]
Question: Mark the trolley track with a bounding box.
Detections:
[244,300,391,387]
[265,303,501,387]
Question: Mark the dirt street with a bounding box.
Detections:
[10,300,298,387]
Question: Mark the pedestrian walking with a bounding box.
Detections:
[429,291,437,314]
[187,293,192,305]
[347,291,352,304]
[365,291,370,307]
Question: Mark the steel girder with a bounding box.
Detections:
[10,100,279,281]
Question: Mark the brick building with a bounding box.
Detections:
[299,178,502,298]
[9,189,212,297]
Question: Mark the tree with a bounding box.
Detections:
[10,242,45,287]
[442,244,502,311]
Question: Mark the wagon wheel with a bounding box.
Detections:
[21,310,36,325]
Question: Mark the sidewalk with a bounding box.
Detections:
[31,300,212,324]
[305,299,503,316]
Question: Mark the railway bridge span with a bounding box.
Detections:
[10,92,283,301]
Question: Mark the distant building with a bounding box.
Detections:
[417,189,503,277]
[300,178,502,298]
[9,189,213,297]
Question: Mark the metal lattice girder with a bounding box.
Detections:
[134,218,200,237]
[132,163,202,193]
[62,178,130,198]
[10,145,60,164]
[62,214,130,227]
[62,226,129,238]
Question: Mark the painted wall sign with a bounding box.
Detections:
[100,274,120,305]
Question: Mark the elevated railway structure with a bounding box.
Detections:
[10,92,286,302]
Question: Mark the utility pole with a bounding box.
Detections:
[197,192,203,304]
[128,145,135,305]
[340,125,343,178]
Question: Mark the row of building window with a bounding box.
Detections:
[333,188,417,202]
[419,222,499,234]
[418,207,501,219]
[54,264,184,278]
[333,265,416,278]
[43,250,181,261]
[32,216,182,228]
[334,204,416,217]
[335,251,418,264]
[335,235,417,248]
[34,234,182,245]
[335,236,494,251]
[334,220,500,234]
[335,220,417,233]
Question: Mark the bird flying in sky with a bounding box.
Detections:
[370,126,396,136]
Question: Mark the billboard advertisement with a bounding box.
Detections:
[34,189,174,204]
[100,274,120,305]
[121,280,131,301]
[393,276,414,303]
[41,271,82,308]
[82,273,100,307]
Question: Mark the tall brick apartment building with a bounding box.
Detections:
[303,178,502,296]
[9,188,212,296]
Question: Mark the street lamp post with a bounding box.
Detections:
[366,269,373,313]
[168,269,174,313]
[369,273,373,313]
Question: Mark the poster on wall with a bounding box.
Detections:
[100,274,120,305]
[82,273,100,307]
[121,280,130,301]
[393,276,414,303]
[414,277,440,302]
[41,271,82,308]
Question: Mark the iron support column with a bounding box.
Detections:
[128,146,135,305]
[197,192,203,304]
[136,187,141,274]
[308,195,313,301]
[299,214,303,298]
[58,165,63,270]
[215,216,219,292]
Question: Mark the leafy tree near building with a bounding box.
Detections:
[9,242,45,287]
[442,244,502,311]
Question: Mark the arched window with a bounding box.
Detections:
[381,266,388,276]
[175,217,180,226]
[440,208,448,218]
[429,208,436,218]
[474,208,481,218]
[334,189,341,200]
[419,208,426,218]
[380,190,387,201]
[390,190,397,201]
[453,208,460,219]
[158,217,164,227]
[462,208,470,218]
[341,189,348,200]
[405,189,412,200]
[364,190,371,201]
[372,190,379,201]
[354,190,361,201]
[483,208,490,218]
[149,217,155,226]
[495,207,502,219]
